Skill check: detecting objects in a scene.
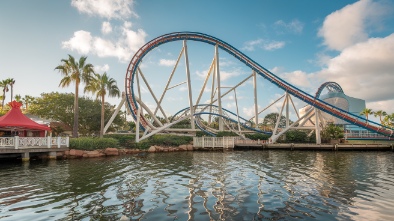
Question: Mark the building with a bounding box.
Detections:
[299,82,366,133]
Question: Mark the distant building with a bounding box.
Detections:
[299,82,366,133]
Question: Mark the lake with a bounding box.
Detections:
[1,150,394,220]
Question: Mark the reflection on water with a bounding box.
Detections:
[1,151,394,220]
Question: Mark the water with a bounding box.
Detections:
[1,151,394,221]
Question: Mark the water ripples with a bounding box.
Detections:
[1,151,394,220]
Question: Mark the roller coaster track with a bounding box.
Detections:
[125,32,394,138]
[171,104,272,136]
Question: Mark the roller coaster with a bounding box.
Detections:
[122,32,393,143]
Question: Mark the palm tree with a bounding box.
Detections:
[15,94,22,102]
[7,78,15,102]
[360,108,373,124]
[55,54,95,137]
[22,95,35,111]
[0,79,11,108]
[373,110,387,125]
[85,72,120,138]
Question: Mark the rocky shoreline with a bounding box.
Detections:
[61,144,194,159]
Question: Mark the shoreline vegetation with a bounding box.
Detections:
[62,134,194,159]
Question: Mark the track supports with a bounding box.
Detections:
[269,93,323,144]
[215,44,224,131]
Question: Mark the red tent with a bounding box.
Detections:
[0,101,50,131]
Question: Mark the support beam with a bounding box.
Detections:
[21,152,29,162]
[48,151,57,160]
[104,92,126,134]
[253,71,258,128]
[215,44,223,131]
[209,59,217,125]
[315,108,322,144]
[234,89,241,132]
[155,47,184,116]
[184,40,195,130]
[136,106,141,143]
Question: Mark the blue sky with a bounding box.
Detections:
[1,0,394,122]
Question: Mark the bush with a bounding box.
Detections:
[321,123,344,143]
[69,137,119,150]
[104,133,193,149]
[244,133,270,140]
[147,134,193,146]
[283,130,308,143]
[196,131,210,137]
[104,134,136,147]
[216,131,239,137]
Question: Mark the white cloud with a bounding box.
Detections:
[220,70,241,81]
[263,41,285,51]
[242,105,259,118]
[71,0,138,20]
[242,39,285,51]
[318,0,389,51]
[62,22,147,62]
[195,68,241,82]
[159,59,176,66]
[94,64,110,73]
[101,21,112,34]
[61,30,92,54]
[279,70,313,88]
[179,86,188,92]
[367,100,394,115]
[316,33,394,102]
[242,39,263,51]
[274,19,304,34]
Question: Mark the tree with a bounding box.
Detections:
[22,95,35,111]
[360,108,373,124]
[383,113,394,128]
[8,78,15,102]
[55,55,94,137]
[0,79,11,108]
[263,112,293,129]
[15,94,22,102]
[84,72,120,138]
[320,123,344,143]
[373,110,387,125]
[29,92,125,136]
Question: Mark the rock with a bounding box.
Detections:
[187,144,194,151]
[147,146,156,153]
[104,148,119,156]
[119,215,130,221]
[178,145,187,151]
[69,149,84,157]
[86,150,100,158]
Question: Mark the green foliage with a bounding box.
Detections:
[147,134,193,146]
[104,134,193,149]
[216,131,239,137]
[283,130,309,143]
[104,134,136,147]
[263,112,293,128]
[244,133,270,140]
[69,137,119,150]
[196,131,211,137]
[321,123,344,143]
[29,92,125,136]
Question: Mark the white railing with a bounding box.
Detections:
[0,136,69,149]
[193,137,235,149]
[234,139,268,145]
[345,131,392,139]
[0,137,14,147]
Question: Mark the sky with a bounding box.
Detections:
[1,0,394,123]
